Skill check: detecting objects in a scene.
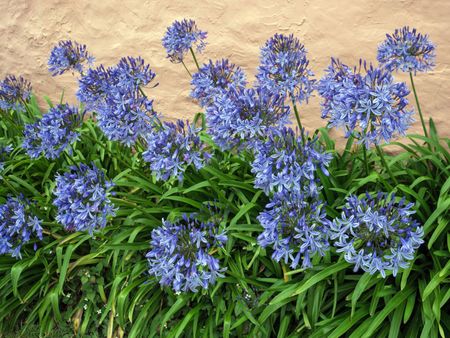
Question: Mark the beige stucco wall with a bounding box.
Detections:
[1,0,449,140]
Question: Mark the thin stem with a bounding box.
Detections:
[362,146,369,176]
[189,47,200,71]
[375,145,398,186]
[292,100,306,143]
[181,60,192,77]
[409,72,428,138]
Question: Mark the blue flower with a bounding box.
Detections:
[206,87,290,150]
[330,193,424,277]
[257,34,315,104]
[191,59,247,107]
[162,19,207,63]
[48,40,94,76]
[53,163,116,234]
[0,75,32,112]
[318,58,414,148]
[0,195,43,259]
[251,127,332,196]
[22,104,82,159]
[142,119,211,182]
[377,27,436,73]
[146,214,227,293]
[257,190,330,269]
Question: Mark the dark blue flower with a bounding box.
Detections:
[257,33,315,104]
[0,75,32,112]
[377,27,436,73]
[162,19,207,63]
[53,163,116,234]
[0,195,43,259]
[48,40,94,76]
[191,59,247,107]
[330,192,424,277]
[22,104,82,159]
[147,214,227,293]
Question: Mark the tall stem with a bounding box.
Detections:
[409,72,428,138]
[376,145,398,185]
[362,146,369,176]
[189,48,201,71]
[292,100,306,143]
[181,60,192,77]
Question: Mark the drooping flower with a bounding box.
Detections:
[0,195,43,259]
[48,40,94,76]
[191,59,247,107]
[318,58,414,148]
[206,87,290,150]
[0,75,32,112]
[53,163,116,234]
[251,127,332,196]
[147,214,227,293]
[142,119,211,182]
[257,190,330,269]
[330,192,424,277]
[377,26,436,73]
[22,104,82,159]
[162,19,207,63]
[257,33,315,104]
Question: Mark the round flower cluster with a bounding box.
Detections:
[257,33,315,104]
[377,26,435,73]
[53,163,116,234]
[0,195,43,259]
[0,75,32,112]
[318,58,414,148]
[48,40,94,76]
[162,19,207,63]
[146,214,227,293]
[330,193,424,277]
[142,120,211,182]
[22,104,82,160]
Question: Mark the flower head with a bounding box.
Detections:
[257,33,315,104]
[22,104,81,159]
[258,190,330,269]
[146,214,227,293]
[330,192,424,277]
[377,27,435,73]
[191,59,247,107]
[142,119,211,182]
[53,163,116,234]
[0,75,32,112]
[318,58,414,148]
[162,19,207,63]
[48,40,94,76]
[0,196,43,259]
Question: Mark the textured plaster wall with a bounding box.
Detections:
[1,0,449,140]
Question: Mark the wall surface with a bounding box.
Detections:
[1,0,449,141]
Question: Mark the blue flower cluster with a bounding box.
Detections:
[0,196,43,259]
[251,127,332,196]
[377,26,435,73]
[257,33,315,104]
[318,58,414,148]
[162,19,207,63]
[146,214,227,293]
[48,40,94,76]
[0,75,32,112]
[22,104,81,159]
[77,56,157,145]
[330,193,424,277]
[206,87,290,150]
[191,59,247,107]
[53,163,116,234]
[0,144,13,172]
[142,120,211,182]
[258,190,330,269]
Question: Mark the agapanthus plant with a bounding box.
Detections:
[0,75,32,112]
[48,40,94,76]
[257,33,315,104]
[330,193,424,277]
[22,104,82,159]
[146,214,227,293]
[258,190,330,269]
[0,195,43,259]
[251,127,332,196]
[142,119,211,182]
[53,163,116,234]
[377,26,435,73]
[162,19,207,63]
[318,58,414,148]
[191,59,247,107]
